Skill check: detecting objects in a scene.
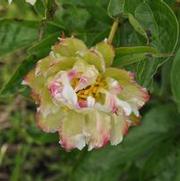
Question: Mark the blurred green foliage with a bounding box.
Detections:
[0,0,180,180]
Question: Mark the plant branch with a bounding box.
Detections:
[108,18,119,44]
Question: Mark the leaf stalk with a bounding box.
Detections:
[108,18,119,44]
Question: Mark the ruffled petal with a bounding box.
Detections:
[106,77,122,95]
[25,0,36,5]
[73,59,99,91]
[87,96,95,108]
[36,107,65,133]
[35,56,54,77]
[110,113,129,145]
[95,41,115,67]
[46,57,77,78]
[104,68,149,113]
[48,71,79,109]
[85,110,111,151]
[59,111,86,151]
[101,90,132,116]
[52,37,87,57]
[77,49,105,72]
[24,69,45,104]
[38,88,58,116]
[61,73,78,108]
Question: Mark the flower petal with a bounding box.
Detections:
[61,73,78,108]
[77,49,105,72]
[24,69,45,97]
[85,110,111,151]
[73,59,99,91]
[46,57,77,78]
[48,71,79,109]
[110,113,129,145]
[52,37,87,57]
[116,99,132,116]
[35,56,54,77]
[95,41,115,67]
[38,88,58,116]
[25,0,36,5]
[59,111,86,151]
[36,107,65,133]
[87,96,95,108]
[106,77,122,95]
[104,68,149,111]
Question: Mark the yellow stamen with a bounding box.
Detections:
[75,75,106,101]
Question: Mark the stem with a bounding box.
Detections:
[108,18,119,44]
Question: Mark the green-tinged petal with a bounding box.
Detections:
[59,111,86,151]
[96,41,115,67]
[25,0,36,5]
[78,49,105,72]
[110,113,129,145]
[85,110,111,151]
[46,57,77,78]
[38,88,56,115]
[35,56,55,77]
[36,107,66,133]
[120,84,149,109]
[129,114,141,126]
[73,59,99,91]
[24,69,45,95]
[104,68,149,112]
[52,37,87,57]
[104,67,133,85]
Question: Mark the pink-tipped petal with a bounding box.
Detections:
[110,112,129,145]
[36,106,65,133]
[52,37,87,57]
[105,68,150,111]
[59,112,86,151]
[85,110,111,151]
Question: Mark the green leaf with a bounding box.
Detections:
[116,46,158,55]
[33,0,47,18]
[0,19,39,57]
[107,0,125,18]
[10,144,31,181]
[0,33,60,96]
[54,4,90,32]
[137,1,178,62]
[128,13,148,42]
[171,47,180,109]
[107,0,143,18]
[114,46,168,66]
[124,0,142,14]
[175,149,180,181]
[139,143,178,181]
[0,55,37,96]
[121,0,179,87]
[28,32,60,56]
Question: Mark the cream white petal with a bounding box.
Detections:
[110,113,128,145]
[87,96,95,108]
[25,0,36,5]
[61,73,78,108]
[116,99,132,116]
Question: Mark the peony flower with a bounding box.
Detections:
[24,37,149,151]
[8,0,36,5]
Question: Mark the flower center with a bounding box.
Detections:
[71,75,106,102]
